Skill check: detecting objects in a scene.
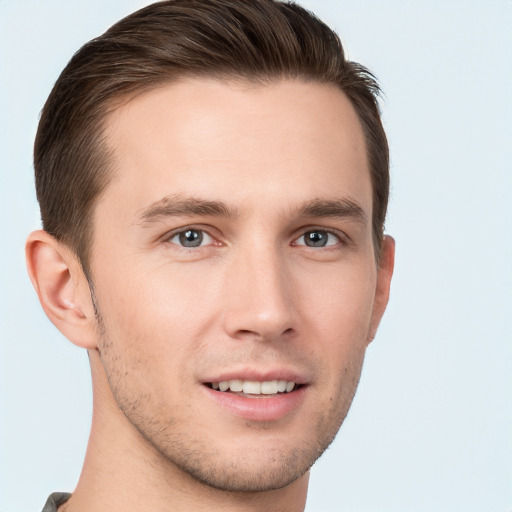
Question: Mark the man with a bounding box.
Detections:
[26,1,394,510]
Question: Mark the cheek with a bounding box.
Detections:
[95,260,217,340]
[298,262,376,394]
[92,269,202,392]
[92,260,229,415]
[299,261,377,341]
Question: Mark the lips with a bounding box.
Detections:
[202,371,307,421]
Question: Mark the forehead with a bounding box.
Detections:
[99,78,371,219]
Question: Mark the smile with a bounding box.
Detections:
[208,379,296,395]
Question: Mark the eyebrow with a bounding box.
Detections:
[136,194,367,226]
[296,198,368,225]
[137,194,238,224]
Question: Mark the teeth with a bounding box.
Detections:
[277,380,287,392]
[212,379,297,395]
[261,380,277,394]
[243,380,261,394]
[229,379,243,392]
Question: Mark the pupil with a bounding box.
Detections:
[306,231,327,247]
[179,230,203,247]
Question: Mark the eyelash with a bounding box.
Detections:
[164,226,346,250]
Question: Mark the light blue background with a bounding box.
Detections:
[1,1,511,511]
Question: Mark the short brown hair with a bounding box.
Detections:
[34,0,389,275]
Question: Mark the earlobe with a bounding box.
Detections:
[25,230,98,349]
[368,235,395,343]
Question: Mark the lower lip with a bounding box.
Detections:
[202,385,307,422]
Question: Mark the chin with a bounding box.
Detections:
[146,420,339,494]
[171,445,317,493]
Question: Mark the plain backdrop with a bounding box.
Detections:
[0,1,511,511]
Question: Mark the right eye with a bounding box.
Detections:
[168,229,214,248]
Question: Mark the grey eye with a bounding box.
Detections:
[171,229,208,247]
[304,230,328,247]
[295,230,339,248]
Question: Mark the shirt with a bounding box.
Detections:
[41,492,71,512]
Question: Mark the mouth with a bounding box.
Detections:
[201,370,308,421]
[205,379,299,397]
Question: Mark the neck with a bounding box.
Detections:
[61,353,309,512]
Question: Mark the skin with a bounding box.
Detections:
[26,79,394,512]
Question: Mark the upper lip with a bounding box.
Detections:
[201,366,309,385]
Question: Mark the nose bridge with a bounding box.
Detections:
[222,237,294,341]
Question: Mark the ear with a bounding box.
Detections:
[26,230,98,349]
[368,235,395,343]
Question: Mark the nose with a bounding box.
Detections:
[221,243,296,342]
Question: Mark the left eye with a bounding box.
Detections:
[294,230,339,248]
[169,229,213,248]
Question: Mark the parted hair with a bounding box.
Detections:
[34,0,389,274]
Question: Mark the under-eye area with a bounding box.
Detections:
[205,380,302,396]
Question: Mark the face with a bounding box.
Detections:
[89,78,389,492]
